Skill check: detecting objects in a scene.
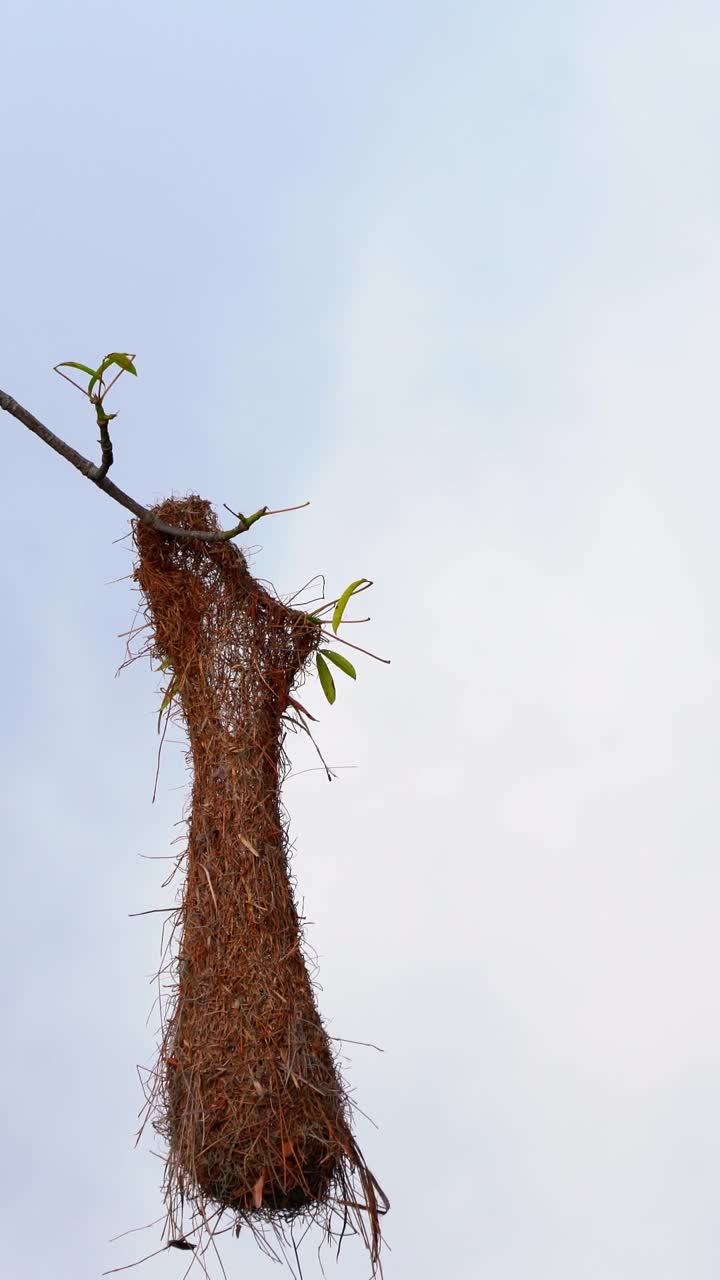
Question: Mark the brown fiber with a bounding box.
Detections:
[132,496,386,1270]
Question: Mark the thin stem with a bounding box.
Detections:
[96,406,114,481]
[265,499,310,517]
[53,367,92,397]
[320,630,391,664]
[102,364,128,397]
[221,499,310,538]
[219,506,269,538]
[283,714,334,781]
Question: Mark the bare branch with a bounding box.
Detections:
[0,389,284,544]
[95,407,115,482]
[1,387,102,483]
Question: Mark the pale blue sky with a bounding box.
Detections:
[3,3,720,1278]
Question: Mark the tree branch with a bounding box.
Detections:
[93,396,118,482]
[0,388,269,543]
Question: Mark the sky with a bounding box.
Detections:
[2,2,720,1277]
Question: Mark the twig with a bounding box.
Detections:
[152,703,171,803]
[0,389,296,544]
[101,1246,169,1274]
[283,714,335,781]
[53,367,90,396]
[264,499,310,517]
[287,765,357,779]
[286,574,326,605]
[128,907,178,917]
[327,1036,385,1052]
[102,1238,197,1275]
[220,499,310,538]
[95,409,114,482]
[109,1217,166,1243]
[102,364,128,397]
[320,631,391,664]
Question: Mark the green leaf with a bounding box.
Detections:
[87,367,105,397]
[332,578,370,633]
[157,657,173,673]
[105,352,138,376]
[159,676,179,713]
[316,652,336,704]
[88,353,136,397]
[320,649,356,680]
[56,361,98,379]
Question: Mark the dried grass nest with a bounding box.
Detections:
[132,496,387,1272]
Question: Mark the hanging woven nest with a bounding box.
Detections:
[133,496,386,1270]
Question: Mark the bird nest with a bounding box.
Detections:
[131,496,386,1272]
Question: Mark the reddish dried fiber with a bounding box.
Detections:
[132,497,386,1270]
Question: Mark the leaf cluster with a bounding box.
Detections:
[55,351,137,424]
